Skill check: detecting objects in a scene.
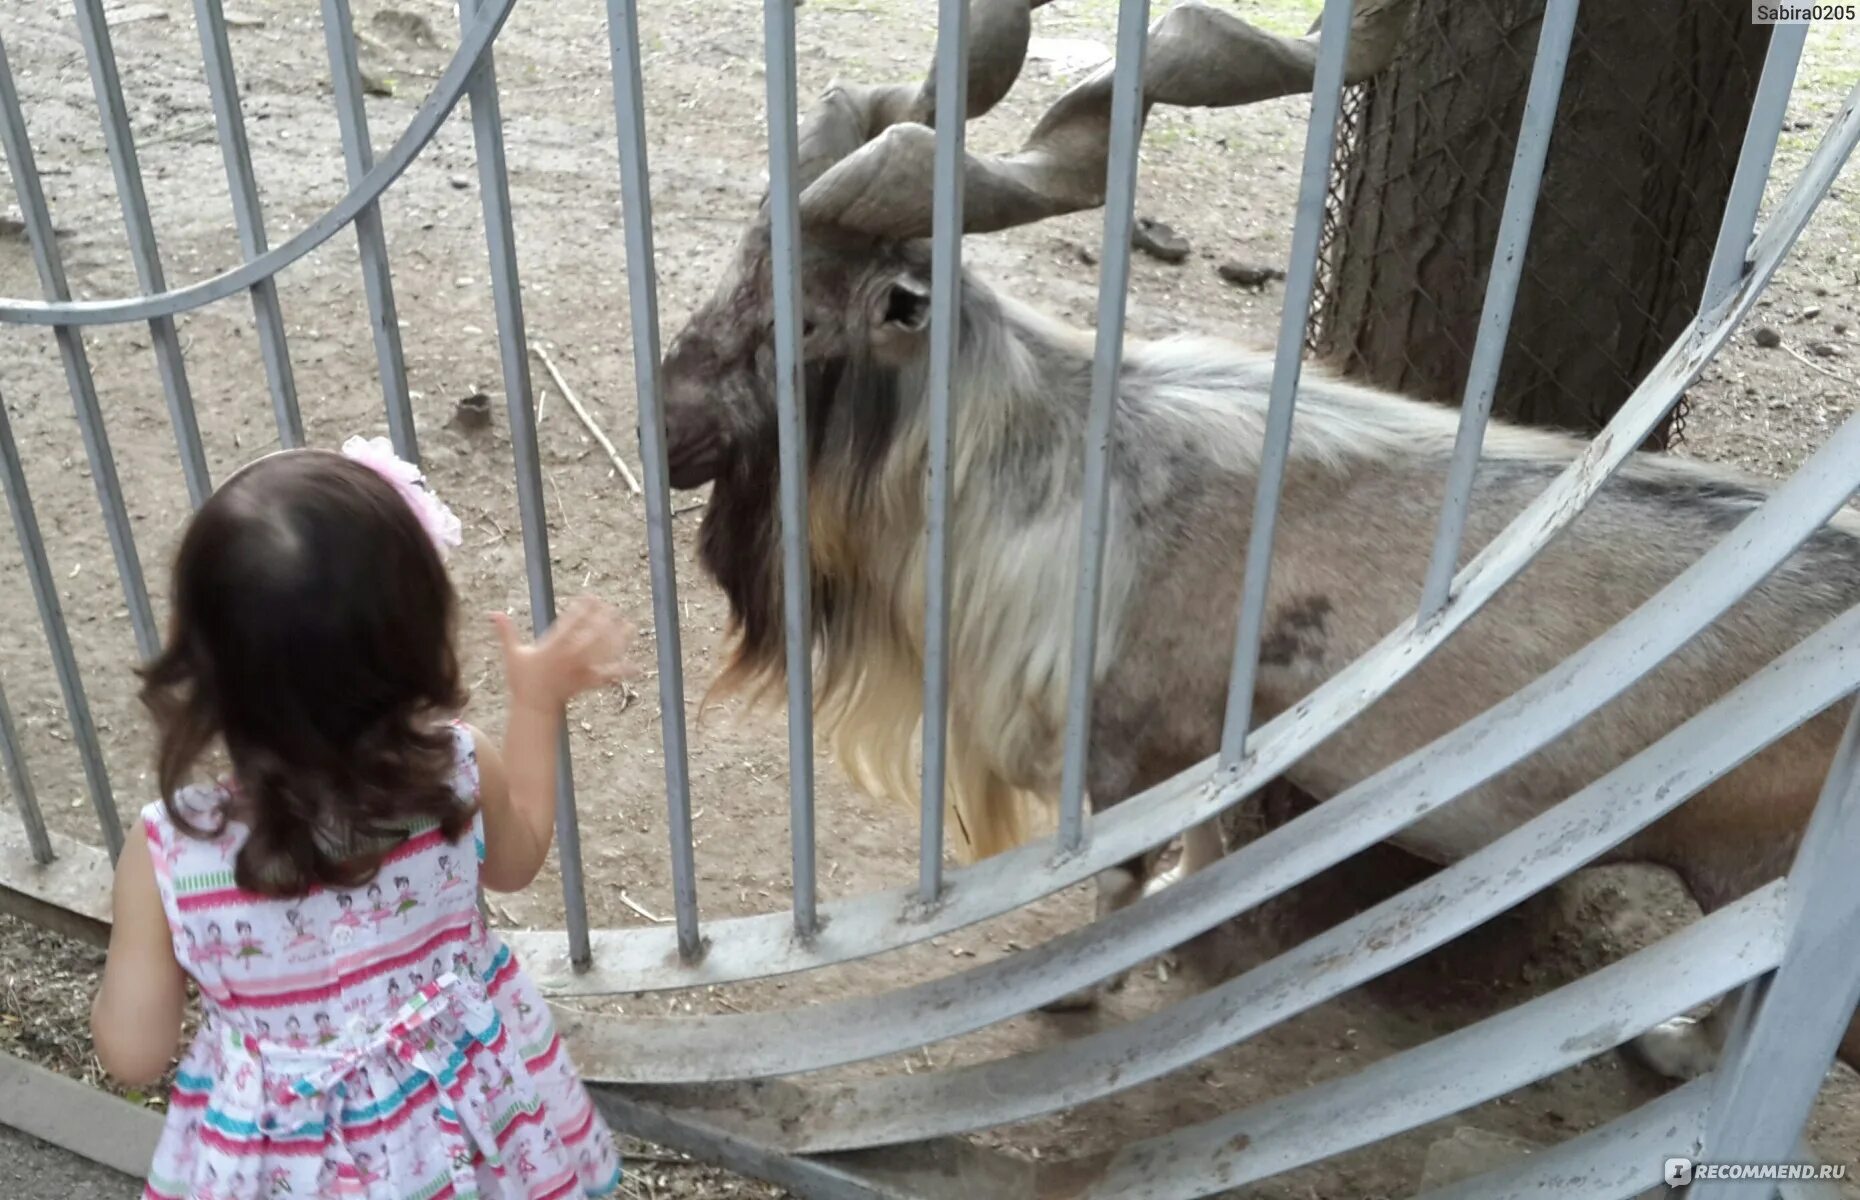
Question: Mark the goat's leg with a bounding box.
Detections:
[1140,819,1228,899]
[1040,865,1144,1011]
[1624,854,1749,1080]
[1631,996,1742,1081]
[1037,746,1211,1013]
[1632,990,1860,1079]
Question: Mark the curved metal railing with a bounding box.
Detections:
[0,1,1855,1197]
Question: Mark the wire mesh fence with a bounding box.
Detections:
[1309,0,1777,449]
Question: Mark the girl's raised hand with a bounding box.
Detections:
[491,596,638,713]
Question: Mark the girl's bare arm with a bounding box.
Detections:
[91,833,188,1086]
[478,596,636,893]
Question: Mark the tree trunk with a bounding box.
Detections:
[1314,0,1772,443]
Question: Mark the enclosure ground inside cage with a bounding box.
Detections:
[1,0,1859,1197]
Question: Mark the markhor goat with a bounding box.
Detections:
[657,0,1860,1076]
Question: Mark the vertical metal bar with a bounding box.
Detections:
[0,32,160,663]
[71,0,212,509]
[1218,0,1357,766]
[607,0,701,960]
[194,0,303,448]
[455,0,591,967]
[0,382,123,860]
[1699,20,1807,321]
[1055,0,1150,854]
[1416,0,1576,621]
[915,0,972,902]
[1693,698,1860,1199]
[0,675,53,866]
[321,0,419,463]
[761,0,819,933]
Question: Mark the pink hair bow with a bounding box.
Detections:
[340,436,463,561]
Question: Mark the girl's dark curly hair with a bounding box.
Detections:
[138,450,473,896]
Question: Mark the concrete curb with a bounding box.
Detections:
[0,1053,159,1180]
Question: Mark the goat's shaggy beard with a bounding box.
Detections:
[696,352,1049,864]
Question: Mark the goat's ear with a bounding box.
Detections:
[875,274,931,333]
[866,271,933,365]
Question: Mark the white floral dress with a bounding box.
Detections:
[140,724,621,1200]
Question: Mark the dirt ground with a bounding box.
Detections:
[1,0,1857,1196]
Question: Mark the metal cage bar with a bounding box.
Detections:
[564,592,1860,1097]
[0,31,160,664]
[71,0,212,510]
[1692,699,1860,1198]
[606,0,702,962]
[193,0,304,449]
[1416,0,1575,620]
[1084,886,1788,1199]
[512,92,1860,997]
[761,0,820,933]
[455,0,593,966]
[0,3,1856,1194]
[321,0,419,463]
[1700,20,1809,322]
[1217,0,1356,765]
[914,0,973,905]
[1419,1079,1709,1200]
[1055,0,1151,854]
[0,382,124,860]
[0,0,520,329]
[0,673,51,867]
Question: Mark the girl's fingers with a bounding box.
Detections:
[490,611,520,657]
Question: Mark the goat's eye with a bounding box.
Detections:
[802,319,817,337]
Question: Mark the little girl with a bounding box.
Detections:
[92,438,630,1199]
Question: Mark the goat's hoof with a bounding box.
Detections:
[1141,861,1189,901]
[1630,1016,1718,1081]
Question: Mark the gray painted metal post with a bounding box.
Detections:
[0,382,123,859]
[761,0,819,933]
[606,0,702,961]
[1416,0,1575,620]
[71,0,212,510]
[1700,20,1808,322]
[1218,0,1357,765]
[508,99,1860,996]
[194,0,304,449]
[1056,0,1151,855]
[0,0,521,330]
[1692,699,1860,1198]
[916,0,972,902]
[321,0,420,463]
[455,0,592,967]
[0,675,51,866]
[0,30,160,663]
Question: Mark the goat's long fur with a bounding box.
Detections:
[690,267,1860,886]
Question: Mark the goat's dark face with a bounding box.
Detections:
[659,218,933,489]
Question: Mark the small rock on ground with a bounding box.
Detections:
[372,9,441,47]
[1218,260,1286,289]
[1416,1126,1540,1192]
[103,3,167,24]
[452,391,494,431]
[1132,217,1190,263]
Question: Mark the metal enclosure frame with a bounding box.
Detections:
[0,1,1856,1196]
